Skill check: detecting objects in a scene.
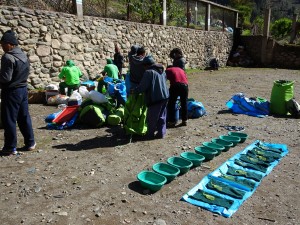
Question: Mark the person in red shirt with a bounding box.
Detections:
[165,66,189,126]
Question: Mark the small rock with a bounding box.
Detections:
[57,211,68,216]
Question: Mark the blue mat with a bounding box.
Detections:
[182,140,288,217]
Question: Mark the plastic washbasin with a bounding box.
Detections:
[152,162,180,182]
[228,131,248,143]
[167,156,193,174]
[137,170,167,192]
[180,152,205,167]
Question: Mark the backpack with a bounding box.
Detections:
[286,98,300,118]
[209,58,219,70]
[79,104,106,128]
[187,99,206,118]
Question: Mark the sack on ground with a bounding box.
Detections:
[79,104,106,128]
[286,98,300,118]
[187,99,206,118]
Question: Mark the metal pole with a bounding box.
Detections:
[74,0,83,19]
[205,3,211,31]
[163,0,167,26]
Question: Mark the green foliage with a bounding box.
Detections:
[271,18,292,39]
[242,29,252,36]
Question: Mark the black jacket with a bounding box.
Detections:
[0,46,29,89]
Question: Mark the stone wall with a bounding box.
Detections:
[0,6,233,89]
[241,35,300,69]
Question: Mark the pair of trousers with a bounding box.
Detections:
[59,82,80,96]
[147,99,168,138]
[168,83,188,123]
[1,87,35,150]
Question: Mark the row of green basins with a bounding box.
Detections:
[194,132,248,161]
[137,132,248,192]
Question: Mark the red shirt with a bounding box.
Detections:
[165,67,188,86]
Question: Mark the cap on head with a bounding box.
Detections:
[66,60,75,66]
[106,58,113,64]
[0,30,19,46]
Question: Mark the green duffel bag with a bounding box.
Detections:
[79,104,106,128]
[270,80,294,115]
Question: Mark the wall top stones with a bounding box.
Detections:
[0,6,233,89]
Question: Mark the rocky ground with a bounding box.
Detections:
[0,67,299,225]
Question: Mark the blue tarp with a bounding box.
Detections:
[226,93,270,118]
[182,140,288,217]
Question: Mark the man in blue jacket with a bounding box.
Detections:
[131,56,169,139]
[0,30,36,155]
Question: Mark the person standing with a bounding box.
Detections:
[58,60,82,96]
[0,30,36,155]
[169,48,186,70]
[113,44,124,79]
[129,46,146,89]
[131,56,169,139]
[166,66,189,126]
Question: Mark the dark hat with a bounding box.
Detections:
[137,46,146,56]
[142,55,155,65]
[0,30,19,45]
[129,45,139,56]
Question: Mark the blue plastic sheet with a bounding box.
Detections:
[182,140,288,217]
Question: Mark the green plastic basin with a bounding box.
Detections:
[167,156,193,174]
[228,131,248,143]
[219,135,241,147]
[194,146,218,161]
[202,141,225,156]
[212,138,233,152]
[180,152,205,167]
[152,162,180,182]
[137,170,167,192]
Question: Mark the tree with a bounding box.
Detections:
[271,18,292,39]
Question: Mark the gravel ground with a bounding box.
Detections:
[0,67,299,225]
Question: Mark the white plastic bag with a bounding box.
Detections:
[89,90,108,103]
[79,86,89,99]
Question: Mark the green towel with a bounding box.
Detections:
[255,143,283,154]
[234,159,267,173]
[227,165,263,182]
[250,148,281,160]
[190,189,234,209]
[219,174,256,191]
[206,178,246,199]
[240,154,270,167]
[247,150,279,163]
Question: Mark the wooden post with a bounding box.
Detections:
[290,14,298,44]
[261,8,271,65]
[205,3,211,31]
[187,0,190,28]
[263,7,271,37]
[234,12,238,28]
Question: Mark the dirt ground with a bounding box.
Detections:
[0,67,299,225]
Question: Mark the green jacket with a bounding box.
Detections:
[59,60,82,85]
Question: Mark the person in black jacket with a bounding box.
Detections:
[169,48,186,70]
[113,44,124,79]
[0,30,36,155]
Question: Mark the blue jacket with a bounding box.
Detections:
[134,64,169,106]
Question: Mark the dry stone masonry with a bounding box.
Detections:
[0,6,233,89]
